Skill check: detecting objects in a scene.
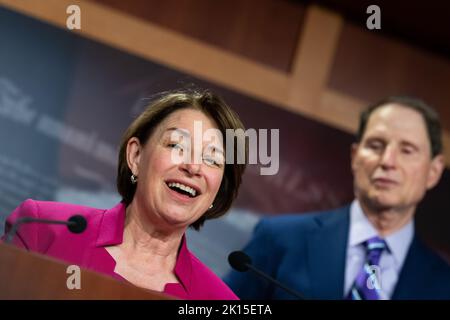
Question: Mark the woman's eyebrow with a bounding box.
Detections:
[165,127,190,137]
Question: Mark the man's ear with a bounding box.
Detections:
[126,137,142,176]
[426,154,445,190]
[351,143,359,172]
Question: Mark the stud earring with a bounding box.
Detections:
[130,174,138,184]
[209,204,213,209]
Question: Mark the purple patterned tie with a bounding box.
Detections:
[348,236,386,300]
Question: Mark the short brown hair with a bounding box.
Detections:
[117,89,247,230]
[356,96,443,158]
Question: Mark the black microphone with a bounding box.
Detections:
[4,215,87,244]
[228,250,305,300]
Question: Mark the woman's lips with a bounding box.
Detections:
[164,182,197,203]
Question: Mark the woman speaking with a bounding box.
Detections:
[2,89,247,300]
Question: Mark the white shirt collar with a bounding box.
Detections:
[349,199,414,269]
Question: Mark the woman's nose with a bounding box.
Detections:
[181,162,202,176]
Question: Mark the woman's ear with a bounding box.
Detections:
[126,137,142,176]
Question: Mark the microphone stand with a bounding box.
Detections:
[4,216,85,244]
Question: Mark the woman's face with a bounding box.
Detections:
[127,108,225,230]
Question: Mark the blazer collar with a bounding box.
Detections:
[166,235,192,295]
[95,202,126,247]
[93,202,193,294]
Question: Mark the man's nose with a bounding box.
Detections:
[380,145,397,169]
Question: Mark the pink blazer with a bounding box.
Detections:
[2,199,238,300]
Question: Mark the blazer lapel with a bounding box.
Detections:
[84,202,127,276]
[306,207,350,299]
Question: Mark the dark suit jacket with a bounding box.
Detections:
[224,206,450,300]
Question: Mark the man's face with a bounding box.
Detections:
[351,104,444,212]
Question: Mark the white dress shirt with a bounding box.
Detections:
[344,200,414,299]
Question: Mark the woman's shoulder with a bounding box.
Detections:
[3,199,119,254]
[11,198,108,220]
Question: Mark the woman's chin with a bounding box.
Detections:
[159,209,198,229]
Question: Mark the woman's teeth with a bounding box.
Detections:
[167,182,197,197]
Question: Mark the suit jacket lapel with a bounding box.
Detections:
[306,207,350,299]
[391,236,431,299]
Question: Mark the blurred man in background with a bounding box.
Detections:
[225,96,450,300]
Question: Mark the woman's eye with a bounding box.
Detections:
[203,157,222,167]
[168,143,182,150]
[203,157,216,165]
